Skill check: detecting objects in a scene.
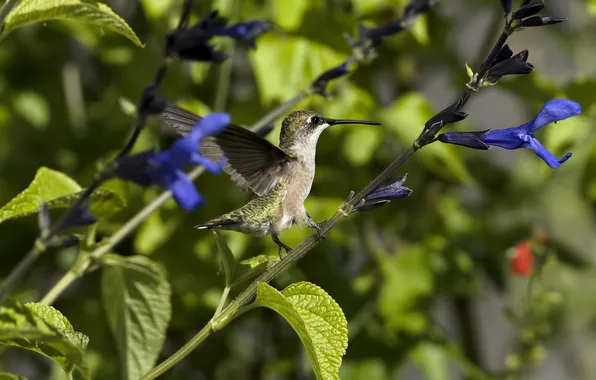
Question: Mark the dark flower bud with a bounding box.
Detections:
[437,130,491,150]
[54,204,97,234]
[492,44,513,66]
[424,98,468,131]
[405,0,435,17]
[310,62,350,96]
[501,0,512,14]
[512,2,544,20]
[114,149,156,186]
[365,176,413,201]
[521,0,532,6]
[138,86,167,116]
[358,22,405,43]
[486,50,533,83]
[355,176,412,212]
[521,16,566,27]
[165,10,228,62]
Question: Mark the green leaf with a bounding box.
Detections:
[380,93,472,182]
[254,282,348,380]
[2,0,142,47]
[101,255,172,380]
[48,188,126,218]
[0,167,81,224]
[271,0,314,30]
[0,372,28,380]
[0,302,89,377]
[251,35,347,105]
[0,167,125,225]
[213,231,236,287]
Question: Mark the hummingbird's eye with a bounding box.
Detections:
[310,116,322,125]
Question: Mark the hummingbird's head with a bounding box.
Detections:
[279,110,380,151]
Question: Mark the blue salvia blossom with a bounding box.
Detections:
[438,99,582,168]
[116,113,230,211]
[356,176,413,212]
[214,20,278,49]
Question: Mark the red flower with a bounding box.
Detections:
[511,240,533,276]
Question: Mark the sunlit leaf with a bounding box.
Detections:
[255,281,348,380]
[271,0,314,30]
[101,255,172,380]
[0,167,80,224]
[2,0,142,46]
[48,188,126,218]
[0,167,125,224]
[251,35,347,105]
[0,302,89,378]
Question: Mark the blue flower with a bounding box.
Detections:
[116,113,230,211]
[310,61,350,96]
[214,20,277,49]
[438,99,582,168]
[356,175,413,212]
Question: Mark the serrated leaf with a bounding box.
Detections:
[48,188,126,218]
[213,232,236,287]
[0,167,81,224]
[101,255,172,380]
[2,0,142,47]
[0,372,28,380]
[255,282,348,380]
[0,302,89,378]
[0,167,126,225]
[380,93,472,182]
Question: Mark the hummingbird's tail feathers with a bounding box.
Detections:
[195,219,241,231]
[162,103,201,136]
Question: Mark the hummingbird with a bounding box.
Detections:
[162,104,380,257]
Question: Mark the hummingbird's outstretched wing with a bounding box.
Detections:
[162,103,295,196]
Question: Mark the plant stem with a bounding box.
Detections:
[0,247,40,303]
[139,322,214,380]
[39,270,78,305]
[213,42,235,112]
[140,145,420,376]
[213,286,230,317]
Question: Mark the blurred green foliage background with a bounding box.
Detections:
[2,0,596,379]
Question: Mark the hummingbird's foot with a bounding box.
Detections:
[272,234,292,259]
[306,212,326,240]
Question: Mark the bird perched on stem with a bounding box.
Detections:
[163,105,380,257]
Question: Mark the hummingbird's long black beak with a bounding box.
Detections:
[324,118,381,126]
